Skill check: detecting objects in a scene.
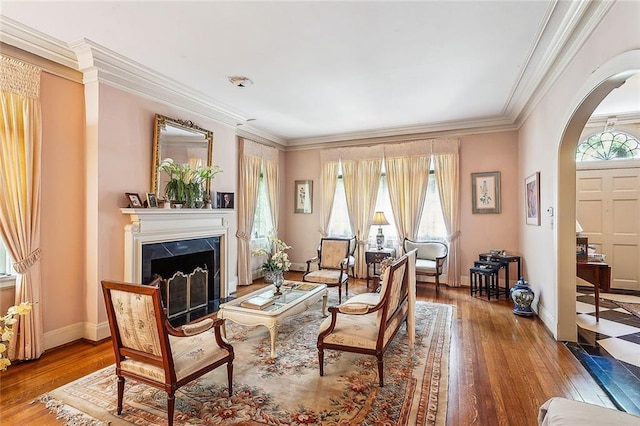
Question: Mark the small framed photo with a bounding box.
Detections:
[295,180,313,214]
[146,192,158,208]
[525,172,541,226]
[216,192,234,209]
[576,237,588,262]
[471,172,501,214]
[125,192,143,208]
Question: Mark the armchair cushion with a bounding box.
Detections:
[415,258,438,274]
[303,269,347,285]
[318,313,380,350]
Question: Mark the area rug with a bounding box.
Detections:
[611,300,640,320]
[38,300,453,425]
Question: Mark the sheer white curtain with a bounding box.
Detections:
[433,148,461,286]
[0,55,43,361]
[319,161,339,237]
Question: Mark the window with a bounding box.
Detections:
[0,239,13,277]
[576,131,640,162]
[327,159,447,248]
[251,174,274,240]
[250,173,274,273]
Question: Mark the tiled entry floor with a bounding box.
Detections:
[569,288,640,414]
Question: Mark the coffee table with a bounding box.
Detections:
[217,281,328,358]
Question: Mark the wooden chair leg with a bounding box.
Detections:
[318,348,324,376]
[377,354,384,387]
[117,376,124,414]
[227,361,233,396]
[167,391,175,426]
[338,287,342,303]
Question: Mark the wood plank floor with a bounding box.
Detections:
[0,273,615,425]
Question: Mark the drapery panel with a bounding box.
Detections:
[319,161,339,237]
[434,151,461,286]
[263,158,279,236]
[385,155,430,242]
[343,158,382,278]
[236,139,264,286]
[0,55,43,361]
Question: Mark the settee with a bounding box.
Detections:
[538,397,640,425]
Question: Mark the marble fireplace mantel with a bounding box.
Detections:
[121,208,231,299]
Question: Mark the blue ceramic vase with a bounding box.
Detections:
[510,277,535,316]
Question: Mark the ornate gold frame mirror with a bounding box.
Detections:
[151,114,214,199]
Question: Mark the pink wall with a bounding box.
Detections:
[39,72,86,333]
[460,131,520,279]
[283,131,521,283]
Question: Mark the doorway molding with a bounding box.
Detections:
[556,50,640,341]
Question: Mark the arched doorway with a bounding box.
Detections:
[556,50,640,341]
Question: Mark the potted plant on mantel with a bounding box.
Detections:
[159,158,222,208]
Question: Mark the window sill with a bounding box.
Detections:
[0,275,16,289]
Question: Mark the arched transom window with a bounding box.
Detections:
[576,131,640,162]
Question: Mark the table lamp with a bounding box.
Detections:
[372,211,389,250]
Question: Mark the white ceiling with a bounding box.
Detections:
[1,1,638,144]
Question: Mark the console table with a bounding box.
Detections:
[576,261,609,322]
[577,261,611,293]
[366,248,396,288]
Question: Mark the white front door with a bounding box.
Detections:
[577,161,640,290]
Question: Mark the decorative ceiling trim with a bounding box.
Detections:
[513,1,614,127]
[0,15,79,77]
[69,39,250,129]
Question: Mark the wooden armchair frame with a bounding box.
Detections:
[304,237,351,302]
[317,254,409,386]
[403,238,448,292]
[101,280,234,426]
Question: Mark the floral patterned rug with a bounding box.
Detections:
[39,300,452,425]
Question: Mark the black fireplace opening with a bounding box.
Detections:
[142,237,226,326]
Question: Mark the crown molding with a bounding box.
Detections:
[69,39,255,129]
[586,111,640,127]
[513,1,614,127]
[285,116,517,151]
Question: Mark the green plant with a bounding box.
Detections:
[159,158,222,207]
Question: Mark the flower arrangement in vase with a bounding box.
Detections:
[1,301,32,371]
[252,236,292,295]
[159,158,222,208]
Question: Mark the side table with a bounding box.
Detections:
[366,248,396,289]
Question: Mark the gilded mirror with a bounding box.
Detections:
[151,114,214,200]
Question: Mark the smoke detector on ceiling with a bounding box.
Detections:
[228,76,253,87]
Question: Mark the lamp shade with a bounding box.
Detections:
[372,211,389,226]
[576,220,583,233]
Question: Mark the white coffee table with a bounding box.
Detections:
[218,281,328,358]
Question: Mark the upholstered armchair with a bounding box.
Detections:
[317,252,410,386]
[316,236,357,276]
[304,238,351,303]
[101,280,234,426]
[403,238,448,292]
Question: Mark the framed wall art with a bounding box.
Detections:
[525,172,540,226]
[294,180,313,214]
[471,171,501,214]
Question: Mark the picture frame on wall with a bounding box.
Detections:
[294,180,313,214]
[216,192,234,209]
[125,192,143,208]
[525,172,541,226]
[471,171,501,214]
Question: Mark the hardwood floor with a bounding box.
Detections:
[0,273,615,425]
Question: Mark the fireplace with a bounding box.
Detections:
[142,236,221,325]
[121,209,231,326]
